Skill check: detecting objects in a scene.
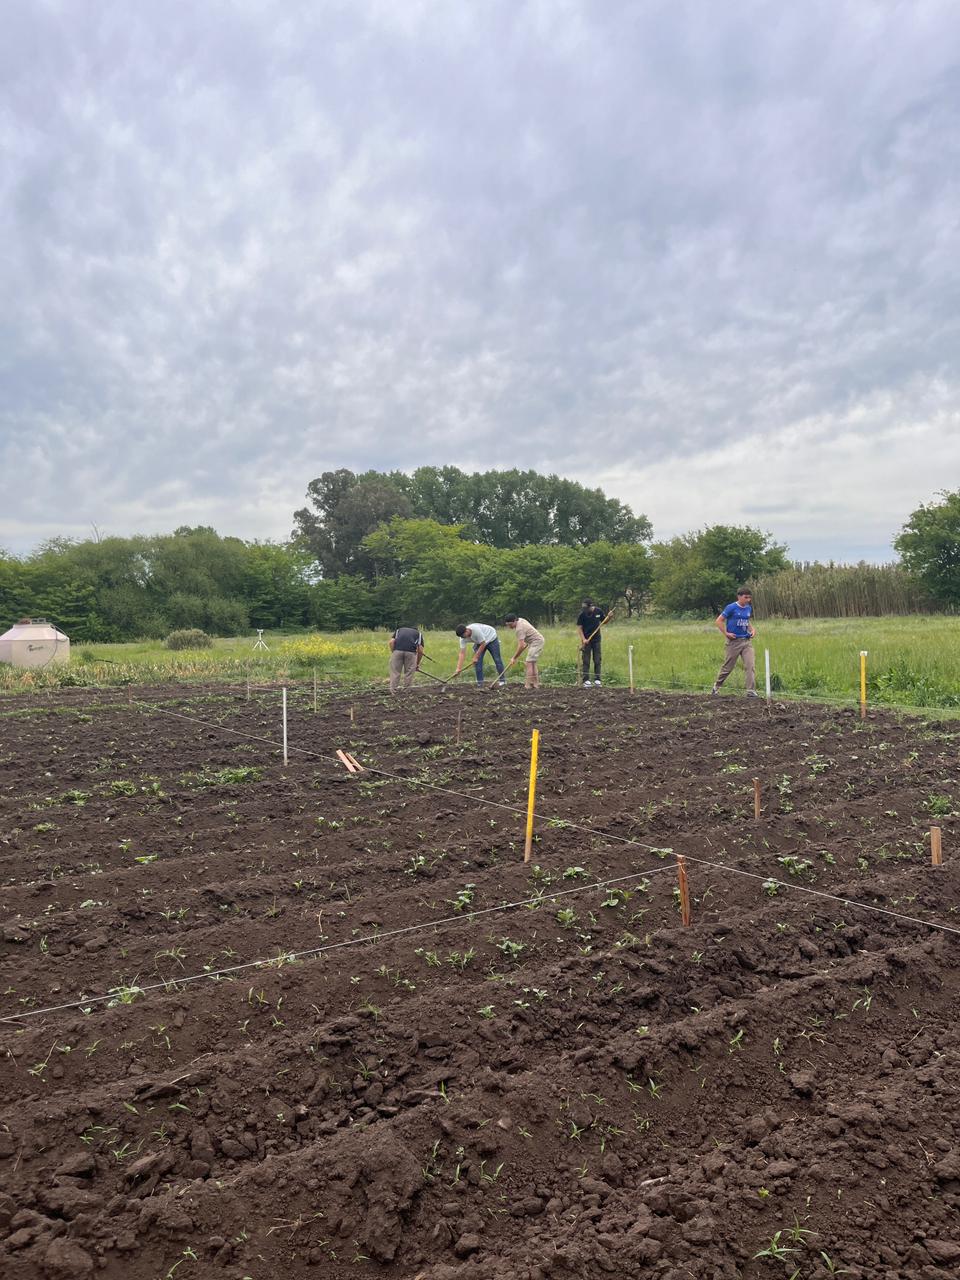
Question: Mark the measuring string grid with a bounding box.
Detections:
[5,688,956,1027]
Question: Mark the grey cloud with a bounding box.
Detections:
[2,0,960,557]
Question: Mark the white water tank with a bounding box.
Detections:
[0,618,70,669]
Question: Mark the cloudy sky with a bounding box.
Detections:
[3,0,959,561]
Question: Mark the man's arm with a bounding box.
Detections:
[415,642,424,668]
[388,636,396,651]
[715,613,733,637]
[511,638,528,662]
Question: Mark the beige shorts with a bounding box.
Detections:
[524,641,544,662]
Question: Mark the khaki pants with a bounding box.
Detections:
[389,651,417,692]
[715,638,755,691]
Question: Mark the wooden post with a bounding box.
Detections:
[753,777,761,821]
[246,678,250,702]
[931,826,943,866]
[628,644,635,694]
[455,709,462,745]
[523,729,540,863]
[282,687,288,767]
[859,651,868,720]
[764,648,771,704]
[312,668,317,713]
[350,704,355,723]
[676,855,692,926]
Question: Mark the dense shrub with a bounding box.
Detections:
[165,628,213,650]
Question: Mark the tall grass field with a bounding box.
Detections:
[3,617,960,714]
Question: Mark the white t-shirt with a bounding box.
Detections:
[459,623,497,649]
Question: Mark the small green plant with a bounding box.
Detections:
[450,884,476,912]
[753,1231,798,1262]
[497,938,525,959]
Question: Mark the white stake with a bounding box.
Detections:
[282,686,288,767]
[313,667,317,713]
[628,644,634,694]
[764,648,771,703]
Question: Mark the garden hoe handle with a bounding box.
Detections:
[580,608,616,648]
[483,655,519,689]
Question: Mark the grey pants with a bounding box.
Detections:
[715,638,755,691]
[389,651,417,692]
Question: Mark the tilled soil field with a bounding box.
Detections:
[2,682,960,1280]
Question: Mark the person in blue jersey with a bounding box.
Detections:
[711,588,759,696]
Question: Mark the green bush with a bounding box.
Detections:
[165,628,213,651]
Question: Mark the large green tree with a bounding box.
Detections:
[652,525,788,614]
[293,467,651,576]
[894,491,960,605]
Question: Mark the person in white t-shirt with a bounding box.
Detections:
[453,623,506,686]
[504,614,545,689]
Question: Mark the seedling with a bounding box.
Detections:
[497,938,525,959]
[753,1231,797,1262]
[450,884,476,912]
[819,1251,852,1274]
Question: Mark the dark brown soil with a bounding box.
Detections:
[2,682,960,1280]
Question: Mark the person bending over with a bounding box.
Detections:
[453,623,505,686]
[387,625,423,693]
[504,614,545,688]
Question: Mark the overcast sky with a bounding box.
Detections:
[3,0,959,561]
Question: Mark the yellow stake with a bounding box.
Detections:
[523,728,540,863]
[859,650,868,720]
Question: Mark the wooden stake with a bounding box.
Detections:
[628,644,635,694]
[282,687,288,767]
[336,749,359,773]
[753,777,761,821]
[523,728,540,863]
[931,825,943,866]
[246,678,250,702]
[313,668,317,713]
[676,855,692,926]
[764,648,771,704]
[350,704,355,723]
[860,650,868,720]
[455,709,462,745]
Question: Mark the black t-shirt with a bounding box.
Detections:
[392,626,423,654]
[577,607,605,639]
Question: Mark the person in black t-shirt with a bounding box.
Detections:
[388,626,424,693]
[576,599,606,686]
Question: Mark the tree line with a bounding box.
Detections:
[1,471,956,641]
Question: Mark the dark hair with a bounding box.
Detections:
[582,597,593,606]
[735,587,752,598]
[504,613,518,623]
[455,624,467,637]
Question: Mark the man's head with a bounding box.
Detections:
[582,598,594,609]
[504,613,518,629]
[736,589,752,603]
[455,624,469,638]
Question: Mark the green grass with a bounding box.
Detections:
[3,617,960,713]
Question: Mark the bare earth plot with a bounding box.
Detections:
[1,683,960,1280]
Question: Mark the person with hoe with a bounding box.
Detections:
[504,614,545,688]
[712,588,759,696]
[387,624,424,693]
[453,622,506,686]
[577,598,606,686]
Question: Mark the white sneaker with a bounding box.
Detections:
[594,679,602,686]
[583,679,591,687]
